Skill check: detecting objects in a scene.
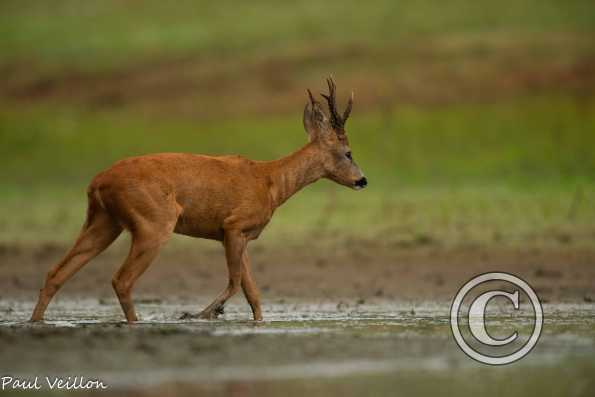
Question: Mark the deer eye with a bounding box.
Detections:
[345,151,352,160]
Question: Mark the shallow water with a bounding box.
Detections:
[0,300,594,396]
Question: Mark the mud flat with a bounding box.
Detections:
[0,300,593,397]
[3,243,595,303]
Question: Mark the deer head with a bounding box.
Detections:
[303,77,367,190]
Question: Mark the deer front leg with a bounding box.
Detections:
[197,230,245,319]
[241,250,263,321]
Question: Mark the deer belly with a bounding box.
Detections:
[173,207,225,240]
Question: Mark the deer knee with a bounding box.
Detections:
[43,282,59,297]
[45,268,57,282]
[42,270,61,294]
[228,277,242,295]
[130,234,167,258]
[111,276,131,298]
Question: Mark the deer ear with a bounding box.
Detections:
[303,90,329,142]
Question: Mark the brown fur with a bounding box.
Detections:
[30,78,366,323]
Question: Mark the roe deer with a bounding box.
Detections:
[31,77,367,323]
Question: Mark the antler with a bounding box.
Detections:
[320,78,341,129]
[343,91,354,123]
[320,77,353,132]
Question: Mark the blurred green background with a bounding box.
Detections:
[1,0,594,247]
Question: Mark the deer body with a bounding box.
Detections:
[31,78,366,323]
[95,153,278,241]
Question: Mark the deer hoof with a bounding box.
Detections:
[195,304,224,320]
[179,311,217,320]
[179,311,199,320]
[197,311,217,320]
[214,304,225,316]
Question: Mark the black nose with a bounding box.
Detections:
[355,177,368,188]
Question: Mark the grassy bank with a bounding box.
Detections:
[3,183,593,248]
[2,96,594,186]
[2,0,594,72]
[1,96,593,245]
[1,1,594,248]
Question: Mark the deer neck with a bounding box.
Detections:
[263,142,325,208]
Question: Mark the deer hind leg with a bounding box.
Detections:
[111,203,179,323]
[241,250,262,321]
[197,230,246,320]
[111,233,164,323]
[30,207,122,322]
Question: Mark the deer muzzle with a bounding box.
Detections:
[354,177,368,190]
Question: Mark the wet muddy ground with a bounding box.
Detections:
[1,299,594,397]
[1,244,594,395]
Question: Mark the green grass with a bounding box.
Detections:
[1,96,594,186]
[1,1,594,247]
[2,179,594,247]
[1,0,594,72]
[1,96,594,245]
